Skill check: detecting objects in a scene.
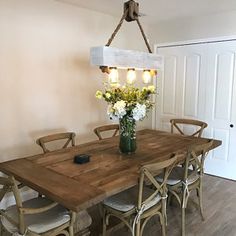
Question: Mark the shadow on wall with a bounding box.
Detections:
[0,128,69,162]
[0,143,41,163]
[0,127,96,163]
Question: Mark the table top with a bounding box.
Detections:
[0,129,222,212]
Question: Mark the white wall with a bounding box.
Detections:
[0,0,152,162]
[150,10,236,44]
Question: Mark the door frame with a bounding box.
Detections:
[154,35,236,49]
[152,35,236,129]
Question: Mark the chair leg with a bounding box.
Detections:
[135,221,141,236]
[69,211,76,236]
[161,215,166,236]
[167,193,173,206]
[197,186,205,221]
[159,197,167,236]
[181,207,186,236]
[0,222,3,236]
[69,225,74,236]
[102,210,107,236]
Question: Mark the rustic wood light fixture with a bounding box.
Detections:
[90,0,162,84]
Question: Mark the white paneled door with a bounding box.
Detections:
[204,41,236,180]
[156,40,236,180]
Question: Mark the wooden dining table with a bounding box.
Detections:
[0,129,221,213]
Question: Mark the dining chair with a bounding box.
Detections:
[0,175,76,236]
[36,132,76,153]
[170,119,208,137]
[156,140,214,236]
[35,132,92,235]
[94,124,119,140]
[102,155,177,236]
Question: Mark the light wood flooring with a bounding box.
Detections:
[88,175,236,236]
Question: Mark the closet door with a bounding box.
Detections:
[156,40,236,180]
[156,44,208,133]
[204,41,236,180]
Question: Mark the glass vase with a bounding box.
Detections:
[119,116,137,154]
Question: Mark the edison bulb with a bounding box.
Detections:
[150,70,157,77]
[142,70,152,84]
[126,68,136,84]
[109,67,119,84]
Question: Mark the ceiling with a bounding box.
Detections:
[57,0,236,23]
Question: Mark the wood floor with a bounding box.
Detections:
[88,175,236,236]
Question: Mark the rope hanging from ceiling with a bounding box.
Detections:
[105,0,152,53]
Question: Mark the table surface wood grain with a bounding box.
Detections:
[0,129,222,212]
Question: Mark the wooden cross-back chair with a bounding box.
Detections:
[156,140,214,236]
[170,119,208,137]
[94,124,119,140]
[36,132,76,153]
[102,154,177,236]
[0,175,76,236]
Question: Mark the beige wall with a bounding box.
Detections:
[150,10,236,44]
[0,0,152,162]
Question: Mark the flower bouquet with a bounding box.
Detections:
[96,84,155,154]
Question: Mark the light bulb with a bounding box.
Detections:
[150,70,157,77]
[126,68,136,84]
[108,67,119,84]
[142,70,152,84]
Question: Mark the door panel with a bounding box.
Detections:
[214,52,234,120]
[162,56,177,115]
[183,54,201,117]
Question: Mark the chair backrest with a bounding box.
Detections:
[36,132,76,153]
[137,154,177,210]
[170,119,207,137]
[0,175,25,233]
[94,124,119,140]
[182,139,214,182]
[0,175,61,235]
[0,176,15,204]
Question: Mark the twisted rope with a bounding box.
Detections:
[136,18,152,53]
[105,7,152,53]
[106,9,129,47]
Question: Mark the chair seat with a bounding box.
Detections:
[156,166,199,186]
[103,186,161,213]
[1,197,70,234]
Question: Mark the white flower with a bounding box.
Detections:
[132,103,146,121]
[95,90,103,99]
[107,105,118,120]
[105,92,111,99]
[113,100,127,119]
[147,85,155,93]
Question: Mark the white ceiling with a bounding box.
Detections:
[57,0,236,23]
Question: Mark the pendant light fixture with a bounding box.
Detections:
[90,0,162,85]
